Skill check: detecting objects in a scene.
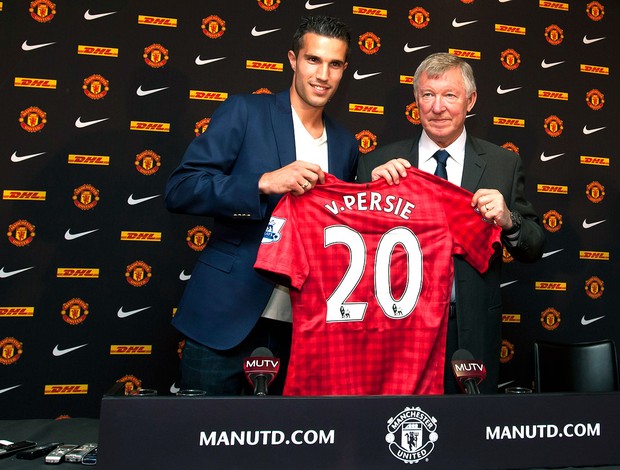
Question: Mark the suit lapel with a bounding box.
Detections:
[460,136,486,192]
[272,91,296,167]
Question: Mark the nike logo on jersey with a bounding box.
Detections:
[251,27,281,37]
[452,18,478,28]
[540,152,565,162]
[11,151,46,163]
[305,1,334,9]
[581,315,605,326]
[403,44,431,53]
[353,70,382,80]
[22,40,56,51]
[117,306,152,318]
[582,125,606,135]
[541,59,565,69]
[136,85,169,96]
[75,117,109,128]
[0,266,35,278]
[195,56,226,66]
[84,9,117,20]
[582,35,605,45]
[496,85,522,95]
[64,228,99,240]
[582,219,606,229]
[127,194,160,205]
[53,344,88,357]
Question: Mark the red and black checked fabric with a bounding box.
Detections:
[254,167,502,396]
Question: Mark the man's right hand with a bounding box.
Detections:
[258,161,325,196]
[371,158,411,185]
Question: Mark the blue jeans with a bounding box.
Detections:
[179,318,291,395]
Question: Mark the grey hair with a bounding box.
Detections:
[413,52,477,97]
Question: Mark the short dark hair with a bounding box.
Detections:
[291,15,351,59]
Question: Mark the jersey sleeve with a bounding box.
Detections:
[254,194,309,290]
[440,182,502,273]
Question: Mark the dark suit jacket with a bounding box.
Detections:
[356,131,545,393]
[165,90,359,350]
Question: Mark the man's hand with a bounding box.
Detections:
[471,188,512,229]
[370,158,412,185]
[258,161,325,196]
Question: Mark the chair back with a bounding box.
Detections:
[534,339,619,393]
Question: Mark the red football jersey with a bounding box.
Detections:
[254,167,502,396]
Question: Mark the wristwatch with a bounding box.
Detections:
[504,210,522,235]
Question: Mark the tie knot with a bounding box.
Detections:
[433,149,449,165]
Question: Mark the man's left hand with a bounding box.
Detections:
[471,189,513,230]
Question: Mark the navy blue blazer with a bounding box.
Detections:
[165,90,359,350]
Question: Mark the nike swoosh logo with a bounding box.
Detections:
[540,152,565,162]
[452,18,478,28]
[64,228,99,240]
[583,35,605,45]
[136,85,169,97]
[496,85,522,95]
[500,280,519,288]
[84,9,117,21]
[53,344,88,356]
[179,270,191,281]
[582,219,606,229]
[0,385,22,395]
[11,151,46,162]
[75,117,109,128]
[305,1,334,9]
[583,125,606,135]
[581,315,605,326]
[22,40,56,51]
[541,59,565,69]
[127,194,160,205]
[251,26,281,37]
[195,56,226,66]
[542,249,564,258]
[0,266,35,278]
[170,383,181,394]
[403,44,431,53]
[353,71,382,80]
[118,306,152,318]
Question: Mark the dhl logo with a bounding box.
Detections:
[2,190,46,201]
[352,6,387,18]
[580,64,609,75]
[189,90,228,101]
[535,282,567,291]
[68,154,110,166]
[349,103,384,115]
[493,117,525,128]
[537,184,568,194]
[130,121,170,132]
[539,0,569,11]
[14,77,57,89]
[138,15,177,27]
[56,268,100,278]
[579,251,610,261]
[44,384,88,395]
[502,314,521,323]
[0,307,34,317]
[580,156,609,167]
[77,45,119,57]
[120,231,162,242]
[538,90,568,101]
[400,75,414,85]
[449,48,481,60]
[245,60,284,72]
[110,345,152,355]
[0,3,3,11]
[494,24,526,35]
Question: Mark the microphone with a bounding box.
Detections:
[243,347,280,397]
[451,349,486,395]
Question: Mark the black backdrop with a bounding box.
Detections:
[1,0,617,419]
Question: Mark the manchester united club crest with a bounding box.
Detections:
[195,117,211,136]
[73,184,100,210]
[358,32,381,55]
[29,0,56,23]
[541,307,561,331]
[257,0,280,11]
[0,337,23,365]
[585,276,604,300]
[135,150,161,176]
[405,102,421,126]
[500,49,521,70]
[408,7,430,29]
[386,406,438,464]
[144,44,169,68]
[202,15,226,39]
[126,260,152,287]
[83,74,109,100]
[542,210,563,232]
[356,130,377,154]
[61,298,89,326]
[187,225,211,251]
[19,106,47,133]
[585,89,605,111]
[585,181,605,203]
[7,220,36,247]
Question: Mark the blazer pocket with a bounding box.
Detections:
[199,247,236,274]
